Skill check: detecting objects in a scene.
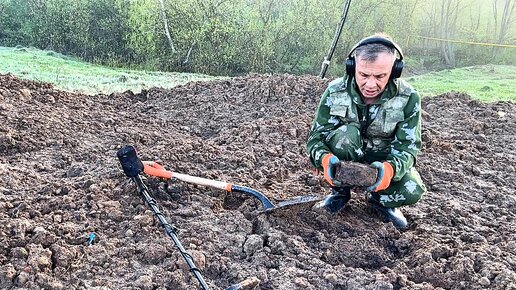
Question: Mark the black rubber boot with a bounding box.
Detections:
[313,187,351,214]
[368,194,408,230]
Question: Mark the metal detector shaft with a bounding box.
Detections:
[319,0,352,79]
[132,174,211,290]
[117,145,210,290]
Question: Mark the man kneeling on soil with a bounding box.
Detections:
[306,33,426,230]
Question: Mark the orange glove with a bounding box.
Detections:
[368,161,394,192]
[321,153,340,187]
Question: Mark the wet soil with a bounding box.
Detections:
[335,161,378,187]
[0,73,515,290]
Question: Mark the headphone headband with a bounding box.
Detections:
[345,36,405,79]
[347,36,404,60]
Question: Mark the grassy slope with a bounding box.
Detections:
[0,46,219,95]
[408,65,516,102]
[1,46,514,102]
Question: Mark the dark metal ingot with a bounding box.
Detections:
[335,161,377,187]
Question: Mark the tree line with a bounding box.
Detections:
[0,0,514,76]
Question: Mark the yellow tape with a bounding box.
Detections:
[416,36,516,48]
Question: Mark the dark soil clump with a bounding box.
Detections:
[335,161,378,187]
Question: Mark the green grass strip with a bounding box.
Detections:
[408,65,516,102]
[0,46,220,95]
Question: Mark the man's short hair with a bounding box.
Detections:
[355,33,396,62]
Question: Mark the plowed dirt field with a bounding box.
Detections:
[1,73,515,290]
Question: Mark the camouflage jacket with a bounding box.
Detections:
[306,75,422,181]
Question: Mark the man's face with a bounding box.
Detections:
[355,52,394,102]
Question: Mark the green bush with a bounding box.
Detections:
[0,0,513,76]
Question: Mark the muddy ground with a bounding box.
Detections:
[0,72,515,290]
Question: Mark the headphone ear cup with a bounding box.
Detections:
[391,59,404,79]
[345,57,355,77]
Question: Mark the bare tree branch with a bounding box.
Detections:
[493,0,515,58]
[157,0,176,53]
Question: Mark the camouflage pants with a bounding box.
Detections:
[326,124,426,208]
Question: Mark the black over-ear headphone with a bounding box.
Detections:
[345,36,404,79]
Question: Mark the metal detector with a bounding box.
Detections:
[117,145,261,290]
